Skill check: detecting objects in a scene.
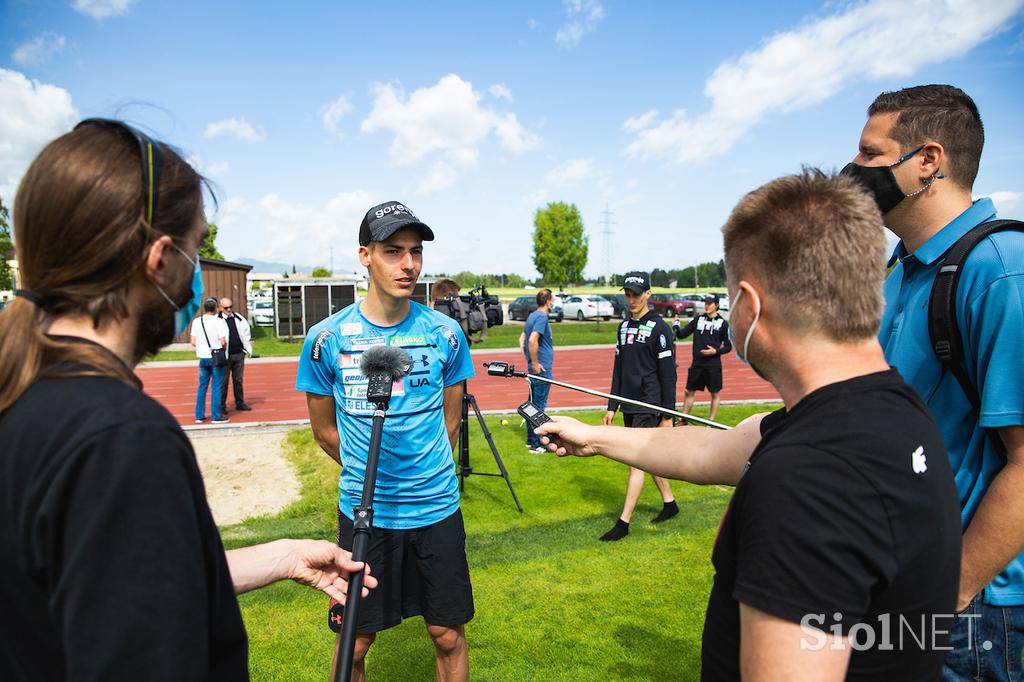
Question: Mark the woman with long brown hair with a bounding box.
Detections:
[0,120,375,680]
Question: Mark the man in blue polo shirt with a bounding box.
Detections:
[296,201,475,681]
[843,84,1024,680]
[522,288,554,452]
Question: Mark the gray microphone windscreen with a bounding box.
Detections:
[359,345,411,382]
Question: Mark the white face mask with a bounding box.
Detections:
[730,287,761,367]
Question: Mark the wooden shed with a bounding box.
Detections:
[172,257,253,343]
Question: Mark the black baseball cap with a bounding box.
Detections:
[358,201,434,247]
[703,295,718,304]
[622,271,650,294]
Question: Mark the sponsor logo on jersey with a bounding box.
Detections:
[658,349,672,359]
[339,354,360,368]
[310,329,332,363]
[339,322,363,336]
[442,326,459,351]
[344,385,367,399]
[350,335,387,351]
[659,333,667,349]
[389,333,426,347]
[697,316,724,333]
[341,368,368,385]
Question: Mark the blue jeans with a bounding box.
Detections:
[525,369,552,447]
[195,358,224,421]
[943,599,1024,682]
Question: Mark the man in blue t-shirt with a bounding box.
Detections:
[521,288,554,452]
[296,201,475,681]
[843,84,1024,680]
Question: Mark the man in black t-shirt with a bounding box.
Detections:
[675,296,731,421]
[600,271,678,541]
[537,170,961,681]
[0,120,375,681]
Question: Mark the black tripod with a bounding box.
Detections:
[457,383,523,513]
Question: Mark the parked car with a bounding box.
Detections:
[648,293,697,318]
[562,295,614,320]
[508,295,563,322]
[683,292,731,311]
[251,299,275,326]
[604,293,629,319]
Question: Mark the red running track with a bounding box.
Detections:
[138,346,780,427]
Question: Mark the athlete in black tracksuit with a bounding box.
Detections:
[600,273,679,541]
[675,296,731,421]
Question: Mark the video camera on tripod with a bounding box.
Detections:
[434,284,504,344]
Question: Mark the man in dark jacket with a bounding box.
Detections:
[600,271,678,541]
[675,296,731,421]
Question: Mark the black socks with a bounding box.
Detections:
[599,518,630,542]
[651,501,679,524]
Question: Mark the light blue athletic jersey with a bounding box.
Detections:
[295,301,474,529]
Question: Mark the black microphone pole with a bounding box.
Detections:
[334,400,385,682]
[335,354,404,682]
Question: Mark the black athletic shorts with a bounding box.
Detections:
[686,365,723,393]
[336,507,474,634]
[623,412,660,428]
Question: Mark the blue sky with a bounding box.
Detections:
[2,0,1023,279]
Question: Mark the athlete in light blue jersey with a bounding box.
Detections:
[297,301,473,527]
[296,201,474,681]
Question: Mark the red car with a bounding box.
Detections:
[648,293,697,317]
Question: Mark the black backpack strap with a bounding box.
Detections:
[928,218,1023,420]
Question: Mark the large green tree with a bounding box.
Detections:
[311,266,332,277]
[0,198,13,291]
[199,222,224,260]
[532,202,588,289]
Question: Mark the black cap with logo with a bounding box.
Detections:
[703,295,718,304]
[622,271,651,294]
[359,201,435,247]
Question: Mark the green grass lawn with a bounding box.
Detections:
[223,402,779,680]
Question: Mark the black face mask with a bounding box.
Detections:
[135,268,194,362]
[840,145,940,215]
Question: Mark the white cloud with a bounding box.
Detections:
[626,0,1024,163]
[415,161,458,195]
[489,83,513,102]
[321,93,354,138]
[203,117,266,143]
[213,190,374,267]
[0,69,78,204]
[361,73,539,194]
[186,155,229,177]
[71,0,135,19]
[988,190,1022,212]
[556,0,606,48]
[544,158,598,188]
[494,112,540,152]
[527,18,539,30]
[12,32,66,67]
[622,109,658,133]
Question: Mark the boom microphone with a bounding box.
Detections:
[482,360,731,430]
